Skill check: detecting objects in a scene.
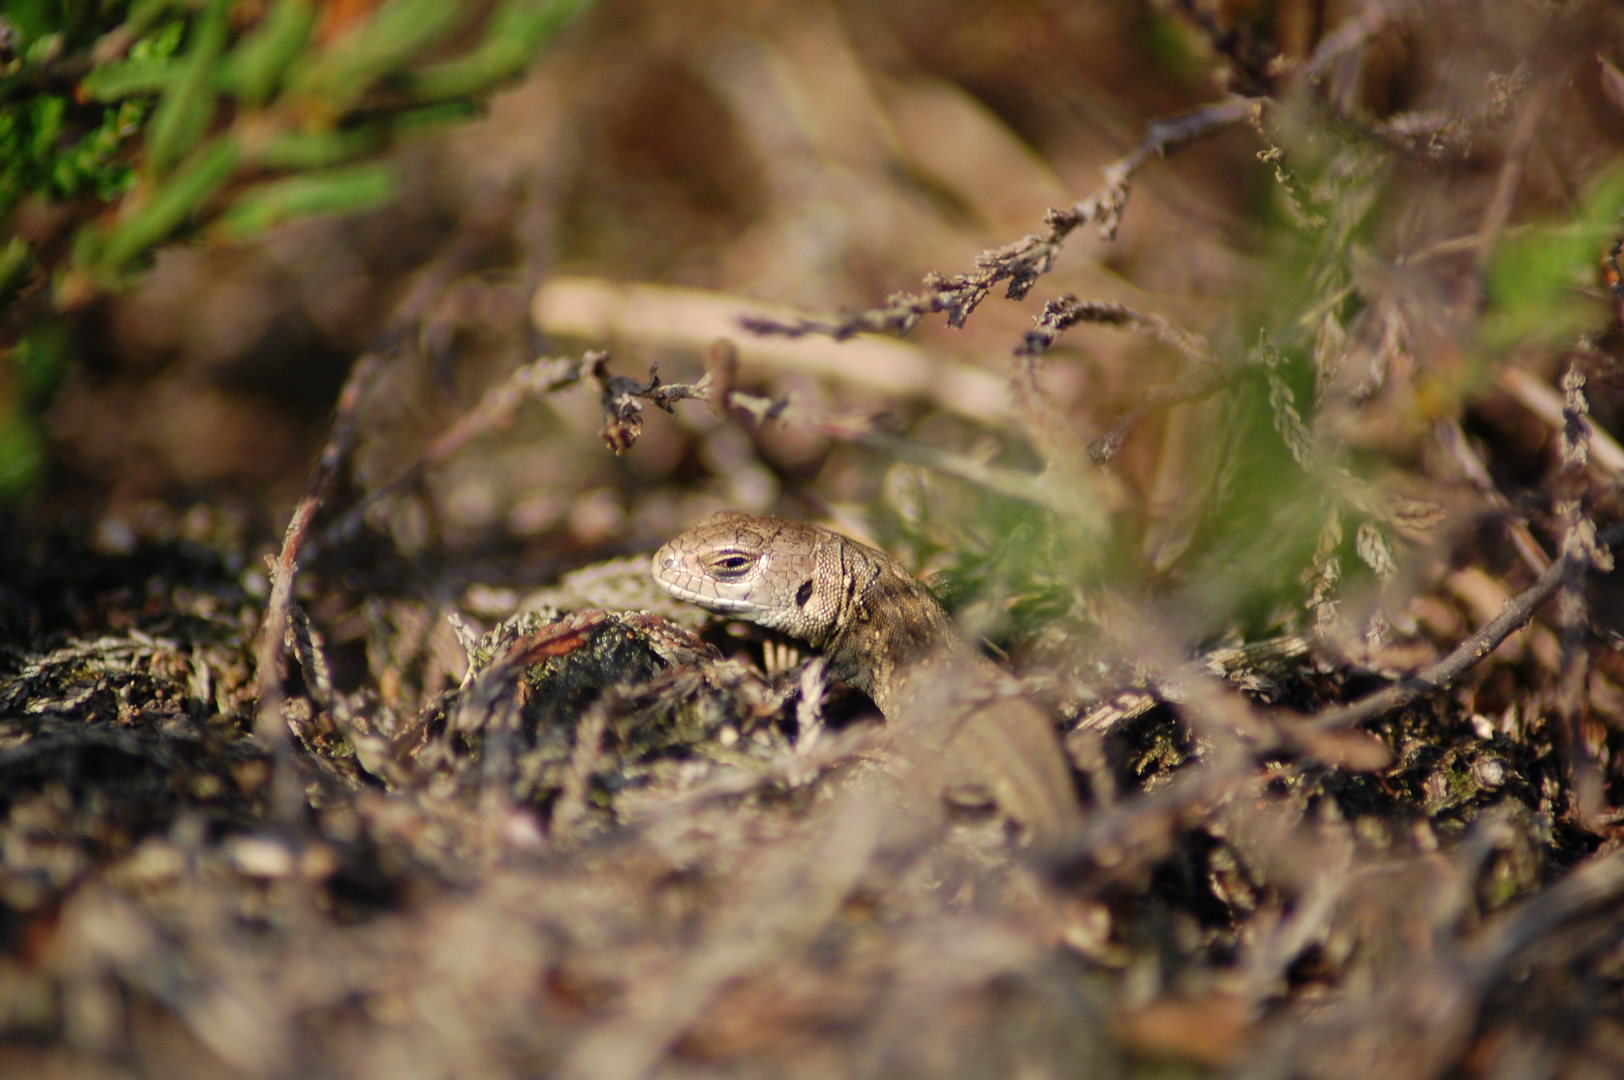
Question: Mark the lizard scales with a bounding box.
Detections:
[652,511,1083,845]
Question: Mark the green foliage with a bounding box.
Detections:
[1137,12,1213,81]
[0,310,64,496]
[92,134,240,272]
[406,0,597,101]
[1,0,593,295]
[0,0,597,500]
[0,407,42,498]
[879,462,1096,652]
[936,108,1444,643]
[79,19,186,100]
[10,318,66,402]
[58,0,589,291]
[144,0,228,175]
[291,0,471,113]
[228,0,315,107]
[215,161,398,239]
[0,235,31,306]
[0,86,150,219]
[3,0,107,54]
[1483,165,1624,351]
[0,6,180,222]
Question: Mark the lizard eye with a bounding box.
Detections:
[706,551,756,580]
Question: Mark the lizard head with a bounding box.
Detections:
[651,511,839,644]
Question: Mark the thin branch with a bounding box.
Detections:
[674,340,1101,523]
[1088,365,1234,463]
[1472,79,1555,280]
[312,346,730,556]
[741,5,1411,349]
[1498,364,1624,476]
[1436,419,1551,575]
[1015,295,1222,365]
[1305,520,1623,733]
[251,199,519,821]
[741,98,1256,341]
[450,611,608,736]
[253,350,383,822]
[1298,1,1414,83]
[311,352,598,555]
[550,699,610,842]
[1556,366,1609,821]
[1007,295,1235,463]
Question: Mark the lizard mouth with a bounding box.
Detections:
[657,577,754,612]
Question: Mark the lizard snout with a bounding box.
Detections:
[651,543,681,580]
[651,541,707,606]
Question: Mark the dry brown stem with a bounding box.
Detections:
[253,350,382,822]
[1306,520,1623,734]
[1299,1,1415,83]
[1016,295,1222,365]
[1436,418,1551,574]
[252,199,525,818]
[1472,79,1555,281]
[741,99,1256,340]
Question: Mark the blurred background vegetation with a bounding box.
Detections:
[0,0,589,498]
[1,0,1621,679]
[5,2,1624,1077]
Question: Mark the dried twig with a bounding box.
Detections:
[1555,366,1608,820]
[742,99,1256,341]
[741,4,1413,351]
[1299,1,1414,84]
[1498,365,1624,476]
[314,349,717,554]
[1436,419,1551,575]
[533,277,1012,424]
[1306,519,1623,733]
[252,202,520,819]
[594,354,713,455]
[450,612,606,736]
[672,340,1102,522]
[253,350,382,822]
[550,700,610,841]
[312,352,594,553]
[1014,296,1225,466]
[1471,79,1554,280]
[1015,296,1222,365]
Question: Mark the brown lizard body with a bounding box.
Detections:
[652,511,1083,846]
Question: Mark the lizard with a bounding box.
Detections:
[651,511,1084,847]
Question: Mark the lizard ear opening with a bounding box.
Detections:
[795,580,814,607]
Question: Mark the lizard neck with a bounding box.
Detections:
[815,538,972,715]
